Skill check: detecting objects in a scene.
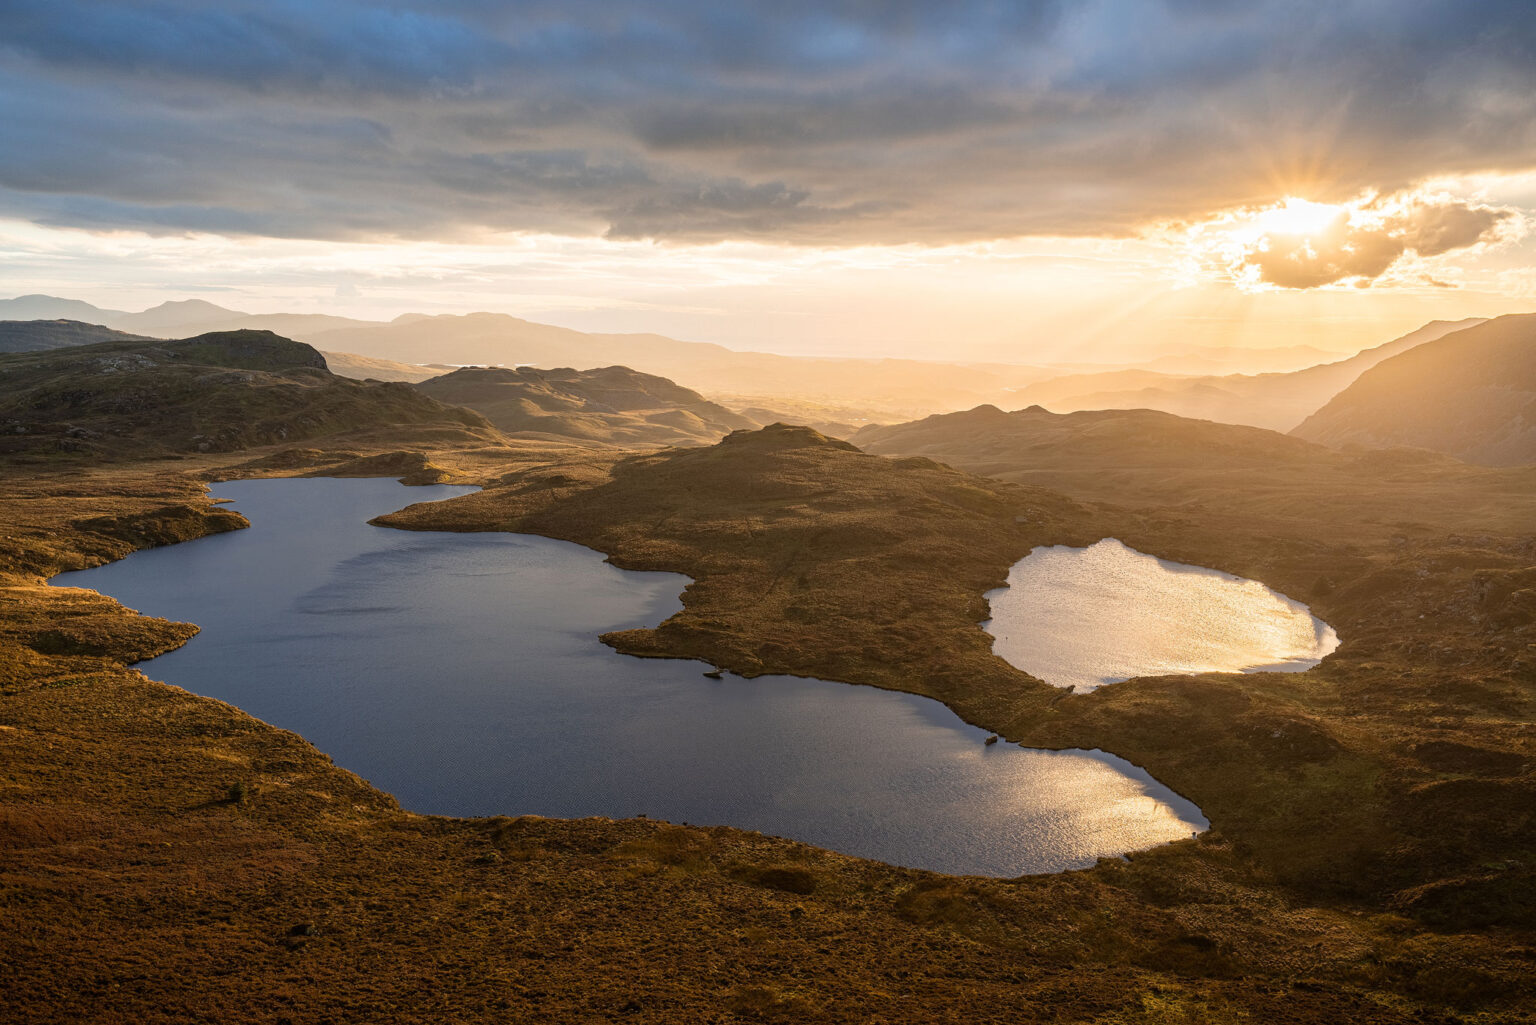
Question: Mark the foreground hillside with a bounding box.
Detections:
[1293,314,1536,465]
[0,331,500,463]
[416,364,759,447]
[382,424,1536,925]
[1010,319,1485,431]
[1,414,1533,1019]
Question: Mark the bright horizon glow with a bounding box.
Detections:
[2,1,1533,367]
[4,174,1532,367]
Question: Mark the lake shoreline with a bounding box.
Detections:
[4,434,1532,1021]
[54,476,1208,877]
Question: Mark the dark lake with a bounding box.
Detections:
[54,477,1206,876]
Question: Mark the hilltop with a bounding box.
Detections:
[415,364,760,447]
[0,330,498,463]
[1293,314,1536,465]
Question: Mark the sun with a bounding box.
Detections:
[1250,197,1346,237]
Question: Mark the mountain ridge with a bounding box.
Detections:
[1292,314,1536,465]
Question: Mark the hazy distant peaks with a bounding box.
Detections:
[1292,314,1536,465]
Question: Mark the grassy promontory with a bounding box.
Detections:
[2,413,1533,1021]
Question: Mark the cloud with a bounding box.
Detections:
[1237,199,1513,288]
[0,0,1533,244]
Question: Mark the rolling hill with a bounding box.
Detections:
[414,365,760,447]
[0,331,497,462]
[1292,314,1536,465]
[855,404,1328,478]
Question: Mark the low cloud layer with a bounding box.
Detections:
[1,0,1534,247]
[1241,200,1514,288]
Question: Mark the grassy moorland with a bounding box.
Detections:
[1,342,1533,1021]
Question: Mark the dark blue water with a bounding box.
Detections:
[54,477,1206,876]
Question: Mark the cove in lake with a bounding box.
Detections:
[54,478,1206,877]
[983,538,1339,693]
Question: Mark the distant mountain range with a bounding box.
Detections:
[0,296,1060,417]
[4,297,1522,447]
[1292,314,1536,466]
[0,295,1399,423]
[1003,319,1488,432]
[0,295,379,339]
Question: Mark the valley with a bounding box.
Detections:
[1,323,1532,1022]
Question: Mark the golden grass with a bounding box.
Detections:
[0,415,1532,1021]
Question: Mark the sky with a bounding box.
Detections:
[1,0,1534,363]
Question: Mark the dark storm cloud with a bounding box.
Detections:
[0,0,1533,247]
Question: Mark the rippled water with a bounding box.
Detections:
[54,479,1207,876]
[983,538,1338,692]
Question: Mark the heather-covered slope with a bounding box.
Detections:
[1293,314,1536,465]
[381,422,1536,935]
[1,416,1533,1021]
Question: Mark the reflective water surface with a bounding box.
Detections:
[55,479,1207,876]
[983,538,1339,692]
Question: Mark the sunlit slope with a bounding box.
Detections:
[0,330,497,462]
[1009,319,1486,431]
[1293,314,1536,466]
[319,350,446,383]
[414,365,760,447]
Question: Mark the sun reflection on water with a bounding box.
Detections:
[983,538,1339,692]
